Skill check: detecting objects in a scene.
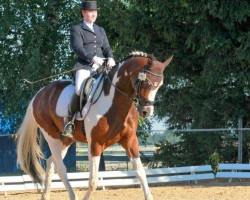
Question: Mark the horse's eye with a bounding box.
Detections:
[143,82,151,88]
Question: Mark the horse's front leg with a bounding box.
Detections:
[131,157,153,200]
[83,152,101,200]
[122,136,153,200]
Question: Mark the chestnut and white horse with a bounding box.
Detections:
[17,52,173,200]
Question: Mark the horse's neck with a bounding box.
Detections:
[106,63,134,107]
[91,63,135,117]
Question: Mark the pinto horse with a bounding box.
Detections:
[17,52,173,200]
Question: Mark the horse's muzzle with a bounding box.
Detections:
[138,106,154,118]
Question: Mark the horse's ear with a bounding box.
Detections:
[163,55,174,68]
[147,54,155,67]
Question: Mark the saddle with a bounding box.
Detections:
[77,63,111,112]
[56,63,112,119]
[78,73,105,112]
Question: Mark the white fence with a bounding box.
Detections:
[1,162,250,197]
[216,163,250,182]
[1,128,249,197]
[0,165,214,196]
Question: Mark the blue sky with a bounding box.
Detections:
[151,118,166,130]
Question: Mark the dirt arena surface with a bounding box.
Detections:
[1,180,249,200]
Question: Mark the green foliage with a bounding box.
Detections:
[0,0,79,127]
[152,131,242,168]
[209,152,220,173]
[0,0,249,164]
[137,117,152,145]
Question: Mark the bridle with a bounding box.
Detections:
[105,64,163,107]
[133,65,163,106]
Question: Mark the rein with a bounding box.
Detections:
[105,64,163,107]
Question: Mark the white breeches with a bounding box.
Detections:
[75,69,91,96]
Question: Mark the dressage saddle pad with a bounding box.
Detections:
[56,74,104,120]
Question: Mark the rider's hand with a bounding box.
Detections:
[92,63,100,71]
[107,58,116,68]
[92,56,104,66]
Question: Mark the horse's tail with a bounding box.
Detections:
[17,99,45,185]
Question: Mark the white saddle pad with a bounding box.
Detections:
[56,75,102,120]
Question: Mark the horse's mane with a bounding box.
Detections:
[104,51,152,95]
[117,51,150,63]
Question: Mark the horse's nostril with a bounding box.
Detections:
[143,111,148,116]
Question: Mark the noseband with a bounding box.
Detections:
[106,64,163,107]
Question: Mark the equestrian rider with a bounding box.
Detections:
[62,1,115,138]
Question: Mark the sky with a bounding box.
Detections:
[151,118,166,130]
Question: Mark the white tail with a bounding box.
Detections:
[17,99,45,185]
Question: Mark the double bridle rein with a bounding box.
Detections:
[105,64,163,107]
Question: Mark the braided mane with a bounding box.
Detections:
[117,51,150,63]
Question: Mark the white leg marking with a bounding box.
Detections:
[42,156,54,200]
[40,129,78,200]
[83,155,101,200]
[131,157,153,200]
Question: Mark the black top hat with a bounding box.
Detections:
[81,1,99,10]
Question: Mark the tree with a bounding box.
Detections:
[0,0,79,128]
[148,0,249,165]
[0,0,249,165]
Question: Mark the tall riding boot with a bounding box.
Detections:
[62,93,79,138]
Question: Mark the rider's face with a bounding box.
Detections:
[82,10,98,23]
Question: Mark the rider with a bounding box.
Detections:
[62,1,115,138]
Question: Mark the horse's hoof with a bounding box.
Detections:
[41,193,50,200]
[146,193,153,200]
[69,194,79,200]
[74,196,79,200]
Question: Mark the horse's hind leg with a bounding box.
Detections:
[121,136,153,200]
[41,156,54,200]
[51,145,78,200]
[41,129,78,200]
[42,150,70,200]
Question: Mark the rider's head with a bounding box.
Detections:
[80,1,99,23]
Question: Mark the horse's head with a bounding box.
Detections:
[132,55,173,118]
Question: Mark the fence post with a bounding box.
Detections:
[238,118,242,164]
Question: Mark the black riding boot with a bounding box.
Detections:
[62,93,79,138]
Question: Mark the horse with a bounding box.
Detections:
[17,51,173,200]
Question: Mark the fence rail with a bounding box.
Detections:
[0,128,249,175]
[2,163,249,197]
[0,164,215,196]
[137,128,250,133]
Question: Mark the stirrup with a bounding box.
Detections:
[62,122,75,138]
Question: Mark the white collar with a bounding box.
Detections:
[83,20,94,31]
